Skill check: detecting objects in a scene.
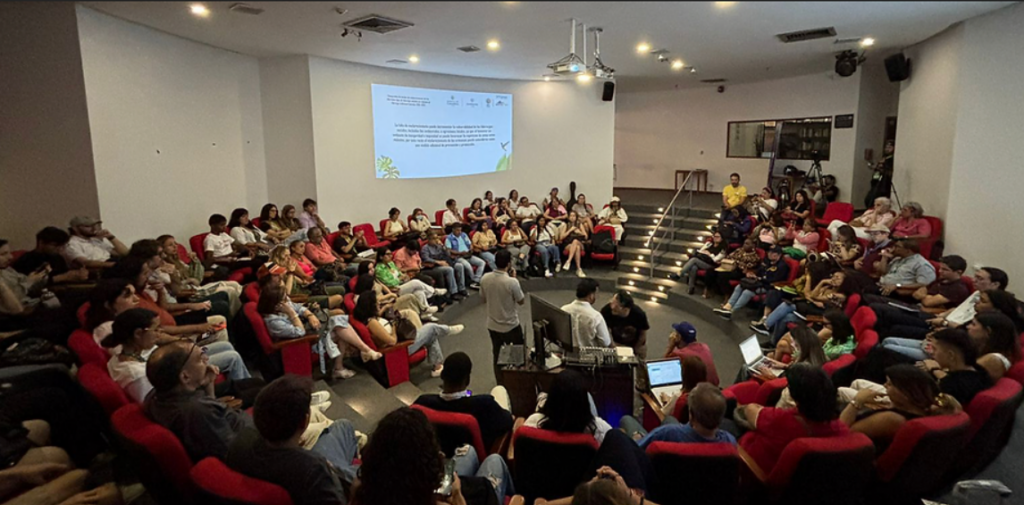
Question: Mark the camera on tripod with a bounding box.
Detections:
[810,150,823,163]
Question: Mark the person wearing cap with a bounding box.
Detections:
[65,216,129,269]
[597,197,628,245]
[713,246,790,320]
[854,224,894,279]
[664,322,720,386]
[826,196,897,240]
[722,173,748,210]
[413,352,513,450]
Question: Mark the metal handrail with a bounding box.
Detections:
[648,172,695,279]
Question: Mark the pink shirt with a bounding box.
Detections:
[392,248,421,271]
[304,240,337,265]
[294,255,315,276]
[891,218,932,238]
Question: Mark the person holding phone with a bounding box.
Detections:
[501,220,530,276]
[12,227,90,285]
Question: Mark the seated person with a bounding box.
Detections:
[826,196,897,239]
[541,187,563,213]
[203,214,252,268]
[722,173,747,211]
[12,227,89,285]
[596,197,628,244]
[752,264,847,339]
[298,198,327,232]
[664,322,720,386]
[422,231,469,298]
[559,211,589,278]
[108,253,231,330]
[890,201,932,240]
[353,407,514,505]
[969,312,1022,381]
[491,198,514,231]
[917,328,993,406]
[465,198,491,232]
[600,290,650,359]
[257,204,293,243]
[408,209,433,239]
[227,375,362,505]
[352,270,436,321]
[702,238,761,300]
[779,190,811,225]
[529,216,562,278]
[840,364,962,451]
[87,278,141,348]
[501,220,531,275]
[713,246,790,320]
[676,231,727,293]
[525,368,612,444]
[228,208,273,253]
[373,248,445,300]
[875,239,937,302]
[413,352,513,450]
[737,364,849,474]
[351,290,463,378]
[275,205,308,245]
[267,245,343,310]
[446,223,485,290]
[718,207,754,246]
[868,255,970,334]
[571,194,596,234]
[754,215,785,250]
[441,198,463,233]
[853,224,894,279]
[64,215,129,269]
[514,197,542,224]
[382,207,416,244]
[0,238,60,334]
[131,238,238,319]
[780,218,820,260]
[471,221,499,271]
[331,221,367,262]
[304,227,345,269]
[622,382,737,449]
[543,198,567,223]
[545,467,662,505]
[257,282,380,380]
[924,266,1009,332]
[760,325,828,380]
[748,187,778,222]
[826,225,864,267]
[818,309,858,361]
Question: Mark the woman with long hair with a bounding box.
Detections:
[382,207,413,243]
[508,189,520,212]
[258,204,292,242]
[781,190,811,225]
[373,248,442,303]
[257,282,381,379]
[827,225,863,267]
[572,194,596,234]
[350,291,461,378]
[970,312,1023,381]
[559,211,589,278]
[677,231,727,294]
[977,289,1024,334]
[501,220,530,274]
[472,221,499,271]
[819,308,857,361]
[269,245,343,310]
[530,216,561,278]
[86,278,141,347]
[466,198,491,232]
[525,369,612,443]
[228,208,273,251]
[409,208,432,239]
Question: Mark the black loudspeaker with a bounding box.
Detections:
[602,81,615,101]
[884,53,911,82]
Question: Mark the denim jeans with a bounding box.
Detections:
[505,245,531,271]
[765,302,796,329]
[452,445,515,504]
[409,323,450,365]
[727,285,757,311]
[880,337,928,360]
[681,257,713,290]
[203,341,251,380]
[311,419,360,485]
[534,243,561,271]
[771,313,803,345]
[427,266,457,292]
[452,261,470,291]
[457,256,486,283]
[477,251,497,271]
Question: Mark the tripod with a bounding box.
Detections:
[800,159,824,192]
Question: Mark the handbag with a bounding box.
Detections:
[715,259,737,272]
[0,334,75,369]
[740,277,762,291]
[393,314,418,342]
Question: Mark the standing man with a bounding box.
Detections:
[722,173,748,211]
[600,290,650,359]
[561,279,612,349]
[479,249,525,385]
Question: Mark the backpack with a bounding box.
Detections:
[592,229,616,254]
[0,333,75,369]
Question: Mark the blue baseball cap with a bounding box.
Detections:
[672,322,697,343]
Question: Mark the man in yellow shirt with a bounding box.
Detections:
[721,173,747,209]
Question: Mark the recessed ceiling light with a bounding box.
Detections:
[636,43,651,54]
[190,3,210,17]
[408,55,420,63]
[487,40,500,50]
[543,76,551,82]
[671,59,685,70]
[860,37,876,47]
[576,73,593,83]
[715,2,736,7]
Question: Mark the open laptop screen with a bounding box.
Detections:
[646,359,683,388]
[740,335,764,366]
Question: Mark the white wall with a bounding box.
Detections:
[259,56,317,208]
[77,7,267,244]
[306,57,615,228]
[0,2,99,248]
[614,72,862,199]
[893,24,964,220]
[852,59,900,206]
[945,3,1024,284]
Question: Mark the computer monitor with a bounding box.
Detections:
[530,293,574,353]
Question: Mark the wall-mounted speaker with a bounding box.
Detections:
[602,81,615,101]
[884,53,911,82]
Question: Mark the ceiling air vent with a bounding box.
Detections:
[776,27,837,43]
[385,59,409,65]
[344,14,414,34]
[700,78,728,83]
[457,45,481,53]
[228,3,264,15]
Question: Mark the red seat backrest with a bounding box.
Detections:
[962,275,975,293]
[379,219,390,236]
[190,233,209,263]
[352,224,380,247]
[243,302,276,356]
[646,441,739,505]
[783,257,800,284]
[78,362,129,415]
[110,404,195,501]
[965,378,1022,442]
[244,282,260,303]
[435,210,446,227]
[69,329,109,368]
[411,404,487,458]
[816,228,831,253]
[821,202,855,224]
[191,457,294,505]
[11,250,27,262]
[76,302,91,328]
[251,217,261,229]
[326,231,340,247]
[854,329,879,360]
[766,432,875,501]
[922,216,943,239]
[512,426,600,503]
[176,244,191,264]
[843,293,862,319]
[670,393,690,420]
[348,276,358,293]
[1006,359,1024,386]
[343,293,356,314]
[851,306,877,334]
[349,317,380,352]
[875,412,970,493]
[594,225,617,242]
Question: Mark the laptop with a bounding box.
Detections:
[645,358,683,408]
[739,335,784,375]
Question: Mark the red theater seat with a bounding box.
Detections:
[69,328,108,367]
[821,202,854,224]
[110,404,195,503]
[411,404,488,458]
[78,362,129,416]
[350,316,425,387]
[510,426,599,504]
[244,302,317,379]
[353,223,390,250]
[646,442,739,505]
[873,412,971,502]
[191,457,294,505]
[742,433,875,504]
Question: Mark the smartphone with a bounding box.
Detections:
[435,459,456,496]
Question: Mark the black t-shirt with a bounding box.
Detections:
[12,251,69,276]
[226,429,347,505]
[413,394,513,451]
[940,368,992,406]
[600,304,651,346]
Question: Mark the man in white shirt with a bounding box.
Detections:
[64,216,129,269]
[515,197,541,223]
[441,198,462,233]
[560,278,612,349]
[203,214,249,267]
[597,197,629,244]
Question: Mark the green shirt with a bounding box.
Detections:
[375,261,403,288]
[823,336,856,361]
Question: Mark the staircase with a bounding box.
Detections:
[615,182,720,303]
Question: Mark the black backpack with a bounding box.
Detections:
[593,229,616,254]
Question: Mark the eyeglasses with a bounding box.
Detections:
[174,342,208,377]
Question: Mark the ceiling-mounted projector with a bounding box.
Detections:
[547,18,588,76]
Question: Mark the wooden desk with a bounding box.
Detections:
[500,362,636,427]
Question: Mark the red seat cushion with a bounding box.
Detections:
[78,362,129,415]
[111,404,195,500]
[412,404,487,458]
[190,457,294,505]
[69,328,108,367]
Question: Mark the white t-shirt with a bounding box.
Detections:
[442,210,462,226]
[516,205,541,220]
[65,235,115,263]
[230,226,266,245]
[107,348,157,403]
[560,299,612,348]
[203,233,235,258]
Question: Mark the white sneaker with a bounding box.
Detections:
[448,324,465,335]
[332,368,356,380]
[545,269,553,278]
[555,263,562,273]
[563,261,572,271]
[424,314,440,322]
[425,306,439,315]
[354,430,369,452]
[434,288,448,296]
[310,391,330,406]
[316,400,332,413]
[361,349,383,361]
[577,269,586,278]
[431,365,445,378]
